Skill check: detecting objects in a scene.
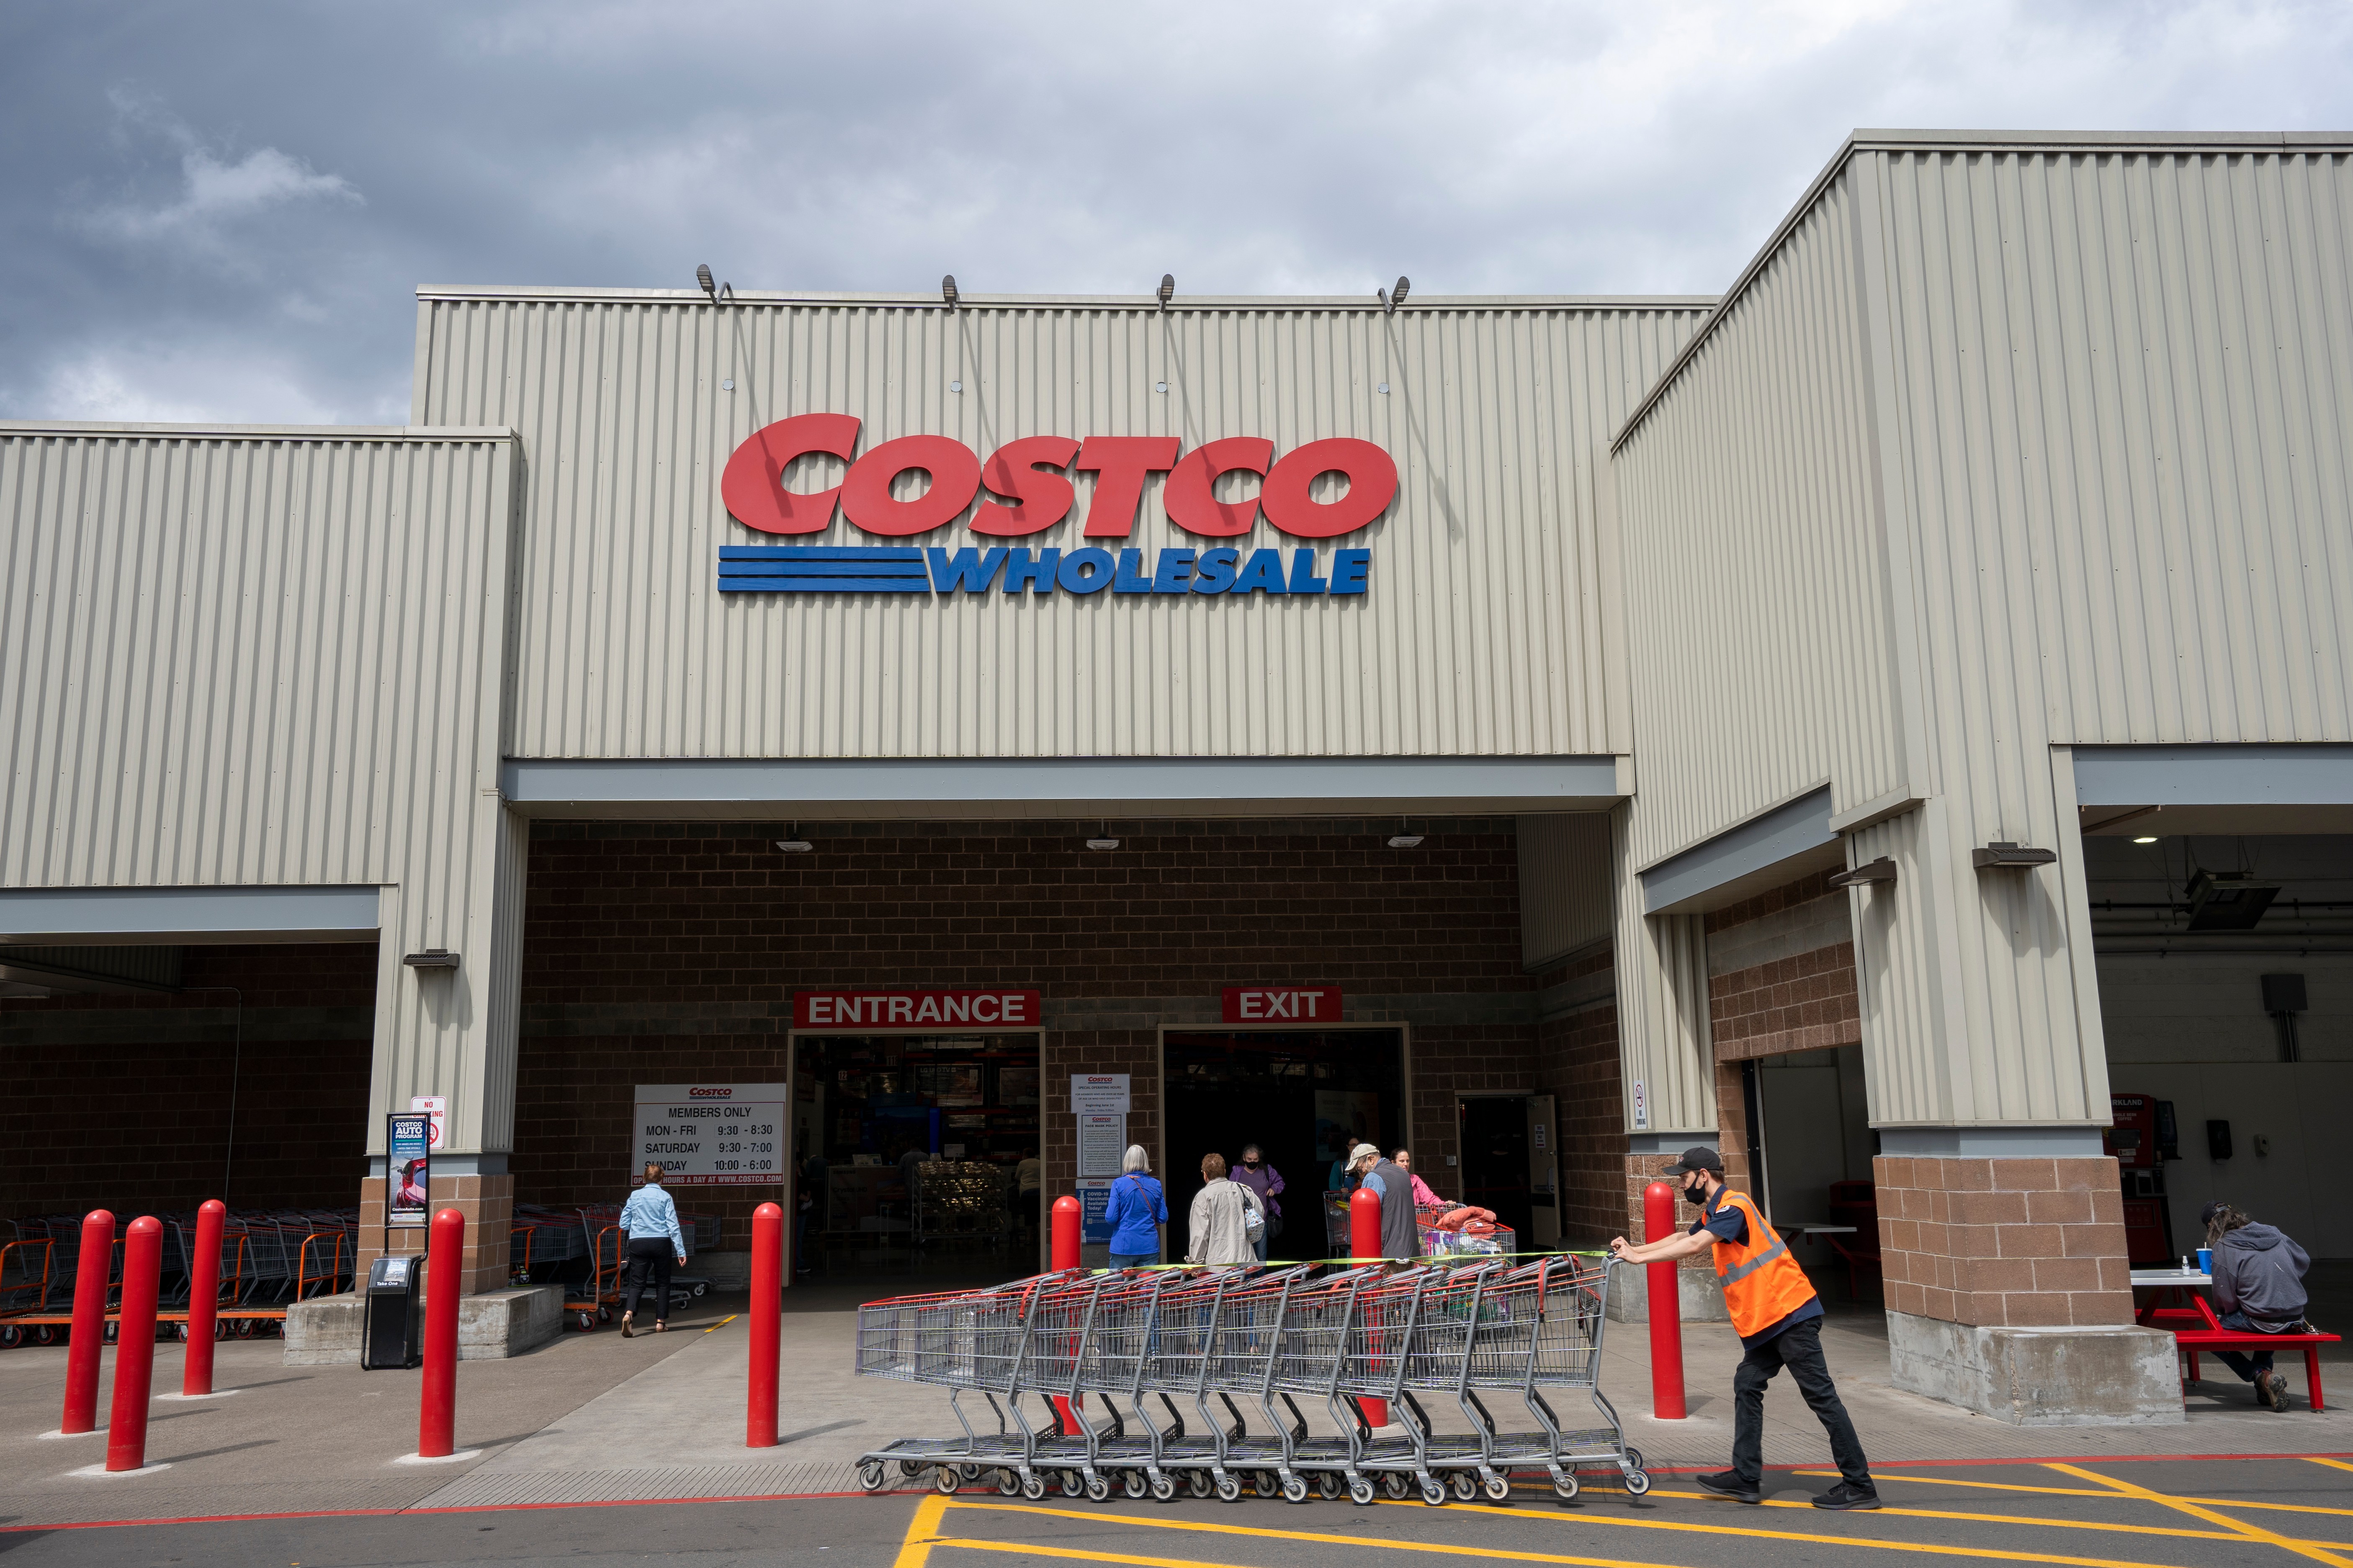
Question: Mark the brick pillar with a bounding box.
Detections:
[1875,1154,2132,1326]
[355,1172,516,1295]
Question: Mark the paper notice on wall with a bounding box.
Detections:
[1077,1178,1115,1243]
[1070,1074,1130,1116]
[1078,1113,1127,1178]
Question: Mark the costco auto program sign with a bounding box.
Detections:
[718,416,1393,598]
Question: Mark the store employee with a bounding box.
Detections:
[1609,1147,1879,1511]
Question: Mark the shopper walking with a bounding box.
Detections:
[1013,1147,1043,1248]
[1103,1145,1168,1268]
[1348,1143,1420,1258]
[1609,1147,1877,1510]
[2202,1200,2314,1410]
[1187,1153,1266,1266]
[1231,1144,1285,1262]
[618,1162,689,1338]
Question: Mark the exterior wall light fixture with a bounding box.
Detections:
[695,264,732,303]
[1156,274,1175,309]
[403,949,460,970]
[942,274,958,309]
[775,823,814,853]
[1972,841,2057,869]
[1379,275,1411,312]
[1828,857,1897,889]
[1086,822,1121,850]
[1387,819,1424,848]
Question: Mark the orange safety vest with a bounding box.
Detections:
[1701,1188,1816,1339]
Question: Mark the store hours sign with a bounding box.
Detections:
[718,417,1392,598]
[633,1083,788,1186]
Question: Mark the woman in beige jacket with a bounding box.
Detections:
[1186,1152,1265,1267]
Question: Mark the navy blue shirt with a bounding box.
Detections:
[1689,1188,1822,1350]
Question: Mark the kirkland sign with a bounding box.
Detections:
[718,416,1392,597]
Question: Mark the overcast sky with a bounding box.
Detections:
[3,1,2349,426]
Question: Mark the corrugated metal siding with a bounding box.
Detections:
[414,298,1704,761]
[1516,811,1612,967]
[1607,802,1714,1134]
[0,430,514,887]
[1869,147,2353,749]
[0,426,526,1149]
[1611,168,1913,870]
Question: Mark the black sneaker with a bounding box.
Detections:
[1811,1481,1882,1511]
[1695,1471,1762,1504]
[2255,1373,2278,1409]
[2264,1371,2293,1411]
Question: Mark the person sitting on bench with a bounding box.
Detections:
[2202,1199,2313,1411]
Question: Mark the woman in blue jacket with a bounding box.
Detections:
[1102,1145,1168,1268]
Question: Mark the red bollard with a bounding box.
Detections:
[1643,1181,1688,1420]
[1349,1185,1389,1429]
[183,1200,226,1396]
[104,1216,163,1471]
[60,1209,114,1435]
[418,1208,464,1459]
[748,1203,781,1448]
[1049,1196,1083,1429]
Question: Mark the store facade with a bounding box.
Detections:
[6,129,2351,1423]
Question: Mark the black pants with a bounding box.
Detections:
[622,1238,674,1318]
[1730,1317,1872,1488]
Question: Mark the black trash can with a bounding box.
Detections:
[360,1253,426,1370]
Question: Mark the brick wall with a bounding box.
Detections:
[1534,944,1627,1244]
[512,818,1552,1249]
[1705,871,1861,1063]
[1875,1154,2134,1327]
[0,944,378,1219]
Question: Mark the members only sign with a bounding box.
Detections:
[634,1083,788,1186]
[718,418,1391,599]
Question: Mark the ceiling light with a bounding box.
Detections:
[1086,837,1121,851]
[1387,834,1424,848]
[2132,835,2159,844]
[1156,274,1175,308]
[2184,869,2278,932]
[942,274,958,309]
[775,838,813,854]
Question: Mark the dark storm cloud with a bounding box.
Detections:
[3,0,2349,423]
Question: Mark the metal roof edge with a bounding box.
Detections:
[414,284,1718,312]
[1609,128,2353,454]
[0,420,516,442]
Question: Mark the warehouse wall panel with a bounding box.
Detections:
[412,293,1706,762]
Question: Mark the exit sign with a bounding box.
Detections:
[1222,986,1344,1024]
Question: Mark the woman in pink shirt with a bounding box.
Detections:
[1393,1149,1446,1208]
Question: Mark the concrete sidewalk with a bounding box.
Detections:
[5,1286,2346,1527]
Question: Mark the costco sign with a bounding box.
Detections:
[718,417,1393,598]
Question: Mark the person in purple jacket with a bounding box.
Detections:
[1230,1144,1285,1262]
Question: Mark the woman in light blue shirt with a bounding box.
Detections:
[618,1162,688,1337]
[1100,1146,1167,1268]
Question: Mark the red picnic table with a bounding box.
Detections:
[2132,1266,2335,1412]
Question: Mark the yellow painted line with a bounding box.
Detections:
[2311,1458,2353,1476]
[914,1499,1687,1568]
[1648,1488,2353,1549]
[1797,1470,2353,1519]
[1422,1498,2180,1568]
[705,1314,739,1333]
[2047,1464,2353,1568]
[893,1492,949,1568]
[935,1496,2179,1568]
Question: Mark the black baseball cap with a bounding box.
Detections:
[1660,1147,1724,1177]
[2199,1200,2228,1227]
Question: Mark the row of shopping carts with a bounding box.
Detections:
[0,1208,360,1346]
[852,1254,1642,1507]
[510,1203,722,1331]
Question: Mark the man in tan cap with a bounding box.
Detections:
[1348,1143,1419,1259]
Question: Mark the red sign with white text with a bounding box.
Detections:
[1222,986,1344,1024]
[794,988,1042,1030]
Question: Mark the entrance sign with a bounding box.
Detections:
[795,989,1041,1029]
[387,1113,431,1227]
[1223,985,1343,1023]
[633,1083,788,1186]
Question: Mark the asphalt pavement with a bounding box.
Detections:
[5,1456,2353,1567]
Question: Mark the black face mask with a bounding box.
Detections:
[1244,1157,1260,1167]
[1685,1178,1711,1206]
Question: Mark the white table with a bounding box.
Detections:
[2129,1268,2210,1287]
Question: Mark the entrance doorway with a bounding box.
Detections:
[790,1030,1042,1286]
[1453,1094,1560,1252]
[1162,1028,1406,1261]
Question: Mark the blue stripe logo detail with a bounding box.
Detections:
[718,545,931,594]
